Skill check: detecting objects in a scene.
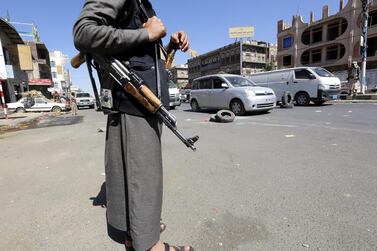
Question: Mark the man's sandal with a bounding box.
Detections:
[124,222,167,250]
[164,242,194,251]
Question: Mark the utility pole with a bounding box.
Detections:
[240,39,243,76]
[360,0,370,94]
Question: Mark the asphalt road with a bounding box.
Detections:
[0,103,376,251]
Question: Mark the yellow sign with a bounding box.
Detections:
[229,26,254,39]
[17,45,33,71]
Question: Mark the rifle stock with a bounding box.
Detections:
[71,53,86,69]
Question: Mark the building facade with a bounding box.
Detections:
[277,0,377,90]
[49,50,71,95]
[169,64,188,88]
[0,18,28,103]
[187,40,277,83]
[24,41,53,97]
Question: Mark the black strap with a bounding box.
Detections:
[136,0,162,98]
[85,55,101,110]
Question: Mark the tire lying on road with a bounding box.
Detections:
[210,110,235,123]
[280,91,294,108]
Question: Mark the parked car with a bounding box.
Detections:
[190,74,276,115]
[74,92,95,109]
[7,97,68,113]
[168,81,181,109]
[249,67,341,105]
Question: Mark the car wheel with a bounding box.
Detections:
[16,107,25,113]
[216,110,235,122]
[52,106,62,112]
[230,99,245,116]
[295,92,310,106]
[191,99,200,112]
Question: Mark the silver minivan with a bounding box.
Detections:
[249,67,341,105]
[190,74,276,115]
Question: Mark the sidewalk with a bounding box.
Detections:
[328,93,377,104]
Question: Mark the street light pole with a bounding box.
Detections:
[360,0,370,94]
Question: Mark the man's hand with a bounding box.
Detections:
[143,16,167,42]
[169,31,189,52]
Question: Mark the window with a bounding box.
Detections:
[301,51,310,65]
[327,22,340,41]
[35,98,47,104]
[368,10,377,27]
[295,69,313,79]
[2,47,11,64]
[283,36,293,49]
[76,93,91,98]
[213,78,224,89]
[313,68,334,77]
[283,55,292,66]
[326,45,338,60]
[51,60,56,67]
[302,30,310,45]
[192,80,199,89]
[311,49,322,63]
[367,36,377,57]
[199,79,212,89]
[312,27,323,43]
[341,19,347,34]
[52,72,57,78]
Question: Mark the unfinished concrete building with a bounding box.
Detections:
[24,41,53,97]
[187,41,277,83]
[277,0,377,90]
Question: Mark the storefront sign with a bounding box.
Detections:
[28,79,52,86]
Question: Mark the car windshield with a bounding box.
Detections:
[76,93,90,98]
[313,68,334,77]
[224,76,256,87]
[168,81,177,88]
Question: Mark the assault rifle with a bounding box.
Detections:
[71,53,199,151]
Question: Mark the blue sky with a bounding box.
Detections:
[1,0,346,92]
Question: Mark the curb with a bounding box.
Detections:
[328,100,377,104]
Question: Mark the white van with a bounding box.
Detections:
[249,67,341,105]
[168,80,181,109]
[190,74,276,115]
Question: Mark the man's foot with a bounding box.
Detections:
[149,240,193,251]
[124,223,167,249]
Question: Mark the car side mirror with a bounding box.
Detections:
[309,74,316,79]
[221,83,229,88]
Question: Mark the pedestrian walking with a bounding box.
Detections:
[73,1,192,251]
[70,92,78,116]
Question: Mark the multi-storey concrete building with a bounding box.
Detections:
[169,64,188,88]
[0,18,28,102]
[49,50,70,95]
[24,41,53,97]
[187,40,277,83]
[277,0,377,90]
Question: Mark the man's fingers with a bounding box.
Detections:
[171,32,189,51]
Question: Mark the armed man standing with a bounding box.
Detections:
[347,61,360,96]
[73,0,193,251]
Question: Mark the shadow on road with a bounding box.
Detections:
[90,182,107,208]
[90,182,129,244]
